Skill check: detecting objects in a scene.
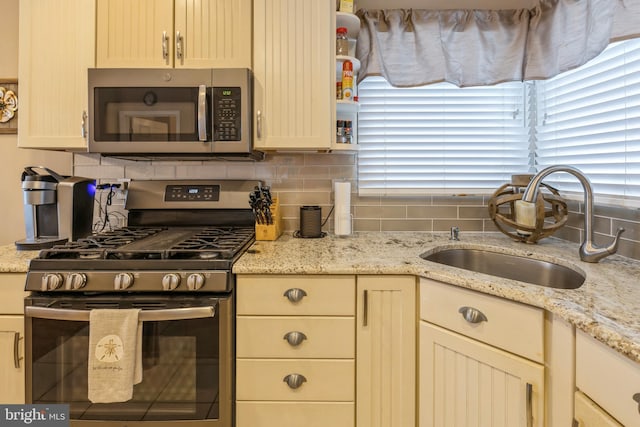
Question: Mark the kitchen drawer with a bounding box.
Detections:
[236,401,354,427]
[420,278,544,363]
[236,359,354,401]
[0,274,27,314]
[237,316,354,358]
[576,330,640,427]
[237,275,355,315]
[574,391,622,427]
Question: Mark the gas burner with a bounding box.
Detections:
[107,250,164,260]
[167,250,222,260]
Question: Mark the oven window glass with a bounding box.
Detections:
[29,314,220,421]
[93,87,201,142]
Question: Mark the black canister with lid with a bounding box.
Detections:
[297,205,324,238]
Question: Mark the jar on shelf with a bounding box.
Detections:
[336,27,349,56]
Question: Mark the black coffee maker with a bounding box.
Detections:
[15,166,96,250]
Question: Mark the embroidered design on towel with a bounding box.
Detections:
[95,334,124,362]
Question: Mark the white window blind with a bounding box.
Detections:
[357,77,530,196]
[535,39,640,201]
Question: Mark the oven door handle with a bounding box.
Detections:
[25,306,216,322]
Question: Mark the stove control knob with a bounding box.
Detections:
[162,273,181,291]
[41,273,64,291]
[66,273,87,290]
[114,273,134,290]
[186,273,206,290]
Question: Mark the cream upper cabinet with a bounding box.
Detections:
[0,274,28,404]
[253,0,334,150]
[419,278,545,427]
[356,275,416,427]
[576,329,640,426]
[96,0,252,69]
[18,0,96,150]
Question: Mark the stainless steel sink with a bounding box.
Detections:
[421,248,585,289]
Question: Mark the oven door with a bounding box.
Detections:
[24,294,233,427]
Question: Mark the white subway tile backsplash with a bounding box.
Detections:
[73,152,640,260]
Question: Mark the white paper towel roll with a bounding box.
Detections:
[334,181,351,236]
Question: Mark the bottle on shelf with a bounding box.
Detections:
[342,60,354,101]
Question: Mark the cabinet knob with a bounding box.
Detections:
[283,373,307,389]
[633,393,640,414]
[458,306,488,324]
[283,288,307,303]
[283,331,307,347]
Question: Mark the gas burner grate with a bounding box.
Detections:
[39,227,167,258]
[167,226,255,260]
[36,226,254,262]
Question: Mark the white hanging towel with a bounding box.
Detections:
[88,308,142,403]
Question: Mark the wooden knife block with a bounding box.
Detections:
[255,197,282,241]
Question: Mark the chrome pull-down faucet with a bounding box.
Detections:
[517,165,624,263]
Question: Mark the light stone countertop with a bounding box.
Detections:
[0,244,38,273]
[233,231,640,364]
[2,233,639,364]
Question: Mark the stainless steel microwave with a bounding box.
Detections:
[88,68,262,159]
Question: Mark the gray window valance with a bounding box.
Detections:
[356,0,640,88]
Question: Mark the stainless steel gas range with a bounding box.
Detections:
[23,180,258,427]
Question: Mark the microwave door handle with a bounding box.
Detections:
[25,305,216,322]
[198,85,208,142]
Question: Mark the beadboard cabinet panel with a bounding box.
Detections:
[97,0,251,68]
[356,275,416,427]
[253,0,334,150]
[18,0,95,150]
[420,322,545,427]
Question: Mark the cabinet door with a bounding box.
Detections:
[574,391,623,427]
[174,0,252,68]
[253,0,334,150]
[96,0,174,68]
[0,316,25,404]
[356,275,416,427]
[420,322,545,427]
[18,0,95,150]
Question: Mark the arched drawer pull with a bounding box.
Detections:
[283,288,307,303]
[458,306,488,324]
[283,373,307,389]
[633,393,640,414]
[283,331,307,347]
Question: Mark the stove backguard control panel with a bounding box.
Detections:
[164,184,221,202]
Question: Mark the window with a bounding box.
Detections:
[357,78,530,196]
[535,38,640,202]
[357,39,640,204]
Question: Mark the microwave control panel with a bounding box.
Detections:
[213,87,241,141]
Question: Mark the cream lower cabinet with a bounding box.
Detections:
[0,274,27,404]
[96,0,251,68]
[236,275,356,427]
[574,391,623,427]
[419,278,545,427]
[18,0,95,150]
[575,329,640,426]
[253,0,334,150]
[356,275,416,427]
